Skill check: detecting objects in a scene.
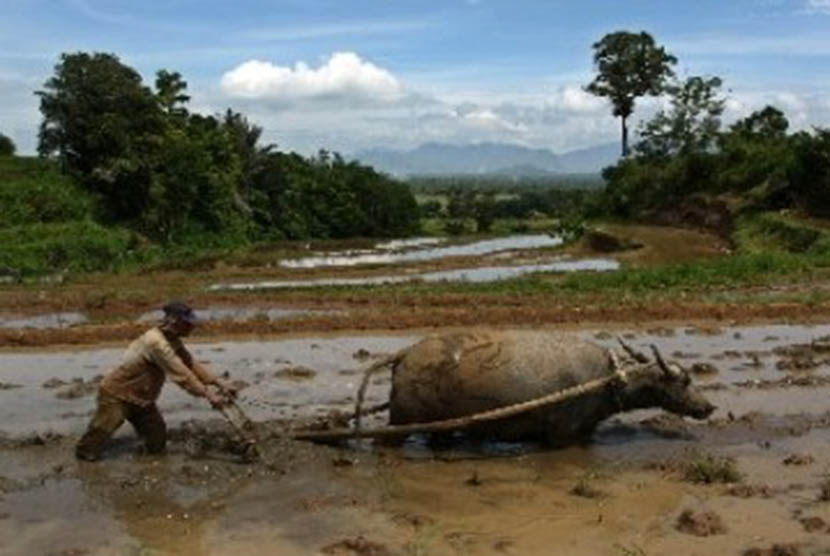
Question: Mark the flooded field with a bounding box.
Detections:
[211,258,618,291]
[280,235,562,268]
[3,323,830,555]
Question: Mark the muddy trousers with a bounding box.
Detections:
[75,390,167,461]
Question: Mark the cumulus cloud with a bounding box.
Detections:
[220,52,405,107]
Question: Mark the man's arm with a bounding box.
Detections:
[146,334,211,399]
[175,343,238,397]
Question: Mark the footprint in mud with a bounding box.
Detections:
[675,509,726,536]
[798,516,827,533]
[725,484,774,499]
[320,535,392,556]
[782,453,815,466]
[689,362,719,376]
[743,543,801,556]
[274,366,317,381]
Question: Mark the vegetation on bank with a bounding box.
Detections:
[2,28,830,291]
[0,53,419,277]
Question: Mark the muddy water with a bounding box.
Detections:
[280,234,562,268]
[211,258,618,291]
[0,311,88,329]
[3,324,830,555]
[138,306,334,324]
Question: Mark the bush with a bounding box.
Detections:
[0,220,154,275]
[0,157,96,227]
[0,133,15,156]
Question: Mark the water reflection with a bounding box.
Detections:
[281,234,562,268]
[138,306,326,323]
[211,258,619,291]
[0,312,88,329]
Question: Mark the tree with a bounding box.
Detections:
[635,76,725,159]
[36,52,162,177]
[586,31,677,157]
[0,133,15,156]
[716,105,791,194]
[729,105,788,139]
[155,70,190,119]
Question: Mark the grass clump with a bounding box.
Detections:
[683,453,743,484]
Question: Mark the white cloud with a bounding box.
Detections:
[804,0,830,13]
[547,86,606,114]
[220,52,405,106]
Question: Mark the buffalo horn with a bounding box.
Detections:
[617,337,649,363]
[650,344,674,376]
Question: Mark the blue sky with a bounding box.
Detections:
[2,0,830,156]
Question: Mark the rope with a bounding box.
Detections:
[290,367,628,442]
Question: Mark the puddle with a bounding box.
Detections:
[0,312,88,329]
[280,234,562,268]
[137,306,330,324]
[374,237,444,250]
[211,258,618,291]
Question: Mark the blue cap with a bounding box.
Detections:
[162,301,197,324]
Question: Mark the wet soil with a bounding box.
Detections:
[3,325,830,554]
[4,226,830,554]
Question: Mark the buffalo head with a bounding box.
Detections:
[617,339,716,419]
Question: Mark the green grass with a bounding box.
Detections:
[0,156,96,227]
[0,220,158,276]
[734,212,826,254]
[557,251,830,293]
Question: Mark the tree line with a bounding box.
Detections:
[586,31,830,222]
[24,52,418,246]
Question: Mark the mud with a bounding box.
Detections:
[5,325,830,554]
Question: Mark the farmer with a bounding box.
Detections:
[75,301,236,461]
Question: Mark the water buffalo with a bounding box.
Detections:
[359,329,715,445]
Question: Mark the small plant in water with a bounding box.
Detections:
[683,452,743,484]
[570,478,605,499]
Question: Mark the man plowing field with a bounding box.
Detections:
[75,301,238,462]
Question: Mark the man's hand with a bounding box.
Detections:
[215,378,239,399]
[205,389,227,409]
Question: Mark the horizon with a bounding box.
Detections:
[2,0,830,158]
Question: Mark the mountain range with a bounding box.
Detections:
[353,141,619,177]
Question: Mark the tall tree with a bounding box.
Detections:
[586,31,677,157]
[636,75,725,158]
[36,52,162,176]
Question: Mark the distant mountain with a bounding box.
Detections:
[557,143,620,174]
[355,142,564,177]
[353,141,619,177]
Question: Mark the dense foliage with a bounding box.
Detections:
[31,52,418,246]
[601,70,830,221]
[0,52,421,276]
